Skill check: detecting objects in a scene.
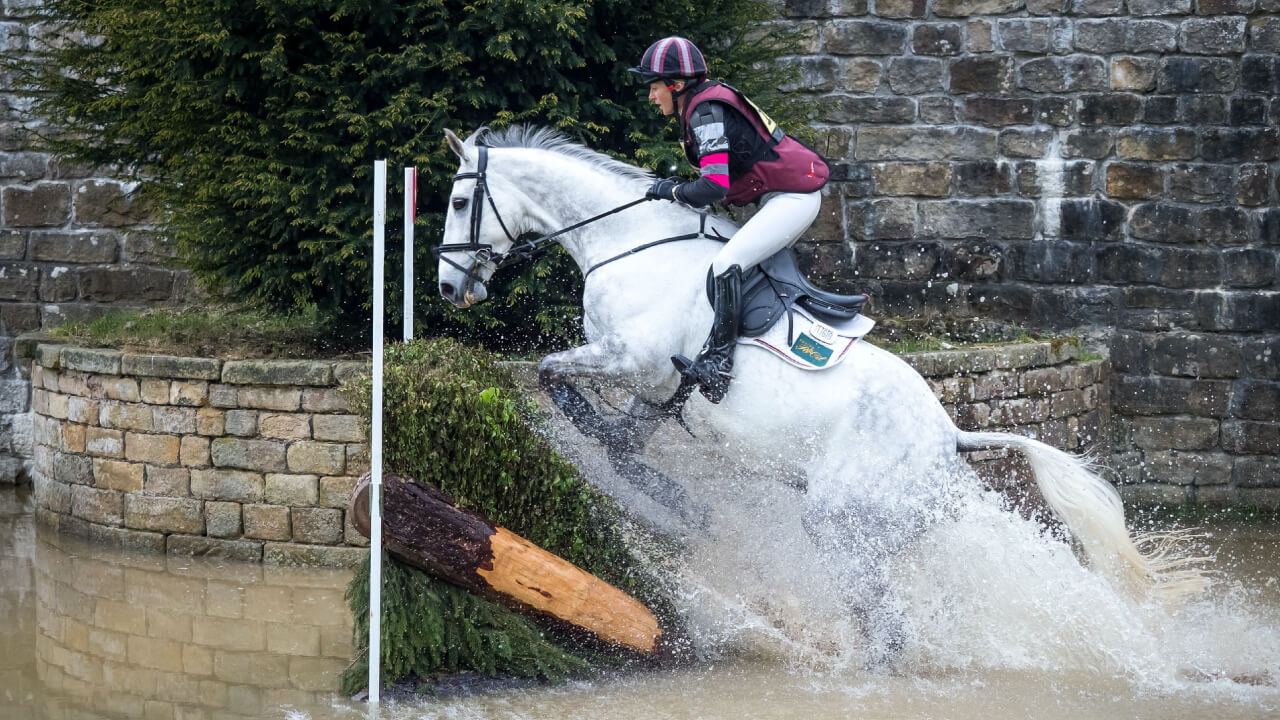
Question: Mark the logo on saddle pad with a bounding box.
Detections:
[744,312,875,371]
[790,329,835,367]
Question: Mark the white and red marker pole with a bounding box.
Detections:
[369,159,386,704]
[403,166,416,342]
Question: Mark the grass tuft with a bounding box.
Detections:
[46,305,362,360]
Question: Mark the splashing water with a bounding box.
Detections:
[541,407,1280,706]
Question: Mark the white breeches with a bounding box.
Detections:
[711,190,822,275]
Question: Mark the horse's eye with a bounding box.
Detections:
[452,197,467,210]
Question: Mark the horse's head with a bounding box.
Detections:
[436,128,521,308]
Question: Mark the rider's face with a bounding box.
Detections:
[647,80,684,116]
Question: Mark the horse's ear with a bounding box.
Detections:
[444,128,471,161]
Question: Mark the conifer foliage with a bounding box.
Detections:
[15,0,794,343]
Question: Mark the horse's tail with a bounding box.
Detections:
[956,430,1208,605]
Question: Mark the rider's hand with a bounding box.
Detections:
[646,177,682,202]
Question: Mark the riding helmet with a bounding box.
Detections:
[627,36,708,84]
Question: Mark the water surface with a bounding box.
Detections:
[3,486,1278,720]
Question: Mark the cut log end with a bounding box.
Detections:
[349,473,665,655]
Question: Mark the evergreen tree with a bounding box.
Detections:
[14,0,799,346]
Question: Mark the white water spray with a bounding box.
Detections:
[537,402,1280,699]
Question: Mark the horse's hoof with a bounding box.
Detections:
[860,606,908,674]
[536,359,564,388]
[699,384,728,404]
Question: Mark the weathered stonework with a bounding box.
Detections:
[25,345,368,565]
[23,340,1113,564]
[895,341,1118,498]
[1,3,194,482]
[5,0,1276,504]
[775,0,1278,504]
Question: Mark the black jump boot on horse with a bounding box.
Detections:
[672,264,742,404]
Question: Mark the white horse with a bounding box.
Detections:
[434,125,1202,664]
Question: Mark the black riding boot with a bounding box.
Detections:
[672,265,742,404]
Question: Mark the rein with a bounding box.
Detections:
[583,213,727,280]
[433,145,725,284]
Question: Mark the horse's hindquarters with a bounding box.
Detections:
[685,340,962,505]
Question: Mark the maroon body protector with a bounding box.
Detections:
[680,81,830,207]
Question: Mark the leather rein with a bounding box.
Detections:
[432,146,724,286]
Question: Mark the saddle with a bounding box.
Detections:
[710,248,869,338]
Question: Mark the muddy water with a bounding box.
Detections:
[1,487,353,720]
[4,485,1280,720]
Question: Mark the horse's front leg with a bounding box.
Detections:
[537,335,661,451]
[802,500,921,673]
[538,339,707,531]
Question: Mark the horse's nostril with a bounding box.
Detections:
[440,282,456,299]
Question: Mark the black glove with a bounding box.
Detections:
[646,177,682,202]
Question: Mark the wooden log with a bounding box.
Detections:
[349,473,665,655]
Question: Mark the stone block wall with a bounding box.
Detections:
[908,339,1107,451]
[1,1,194,485]
[904,339,1114,504]
[781,0,1279,502]
[25,344,371,566]
[18,339,1113,564]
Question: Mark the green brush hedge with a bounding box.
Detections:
[340,339,676,693]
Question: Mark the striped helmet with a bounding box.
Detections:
[627,36,707,84]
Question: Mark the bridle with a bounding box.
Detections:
[432,146,519,288]
[433,145,652,288]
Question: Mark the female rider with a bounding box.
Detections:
[629,36,830,404]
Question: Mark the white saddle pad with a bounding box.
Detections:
[739,307,875,371]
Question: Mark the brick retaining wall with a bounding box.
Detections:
[908,339,1107,451]
[25,344,369,566]
[904,338,1113,504]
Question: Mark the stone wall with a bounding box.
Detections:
[903,339,1114,504]
[25,343,370,566]
[782,0,1280,502]
[908,339,1106,450]
[1,1,193,485]
[3,0,1275,498]
[20,339,1113,563]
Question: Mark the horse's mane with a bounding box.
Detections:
[479,125,653,183]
